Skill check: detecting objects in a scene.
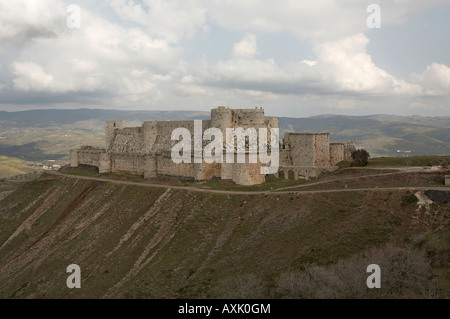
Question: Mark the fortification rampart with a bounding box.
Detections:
[70,106,355,185]
[330,142,345,166]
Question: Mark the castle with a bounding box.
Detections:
[70,107,356,185]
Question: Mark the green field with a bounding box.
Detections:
[0,155,40,179]
[337,155,450,169]
[367,156,450,167]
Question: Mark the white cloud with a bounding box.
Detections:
[110,0,206,43]
[232,34,259,58]
[12,61,54,91]
[411,63,450,95]
[194,33,423,96]
[0,0,448,116]
[0,0,67,47]
[301,60,317,67]
[206,0,449,42]
[5,2,183,106]
[314,33,421,95]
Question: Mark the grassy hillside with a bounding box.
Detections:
[335,156,450,169]
[0,174,448,298]
[0,109,209,162]
[0,127,105,161]
[0,155,39,179]
[280,115,450,157]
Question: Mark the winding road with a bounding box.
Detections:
[47,171,449,195]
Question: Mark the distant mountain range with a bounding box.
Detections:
[1,109,449,160]
[0,109,210,128]
[279,114,450,157]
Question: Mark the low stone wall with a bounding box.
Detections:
[71,147,106,168]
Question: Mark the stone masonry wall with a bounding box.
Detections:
[284,133,315,166]
[70,106,354,185]
[110,153,146,175]
[74,147,106,168]
[313,133,330,167]
[329,142,345,166]
[156,154,195,178]
[106,121,123,149]
[342,141,356,159]
[70,149,79,167]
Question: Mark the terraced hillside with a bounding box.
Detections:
[0,174,449,298]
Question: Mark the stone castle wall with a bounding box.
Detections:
[72,146,105,168]
[313,133,331,166]
[281,133,330,167]
[330,142,345,166]
[342,141,356,159]
[70,106,354,185]
[283,133,315,166]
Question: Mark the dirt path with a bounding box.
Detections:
[48,171,449,195]
[275,167,444,191]
[275,170,404,191]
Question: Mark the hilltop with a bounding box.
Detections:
[0,165,449,298]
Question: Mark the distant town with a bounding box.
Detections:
[26,160,62,171]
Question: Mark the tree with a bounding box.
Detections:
[351,149,370,167]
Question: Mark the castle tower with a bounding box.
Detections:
[106,120,123,150]
[142,121,158,153]
[284,132,330,167]
[70,149,78,167]
[231,108,265,127]
[211,106,232,142]
[313,133,330,167]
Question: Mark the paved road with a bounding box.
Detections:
[47,171,449,195]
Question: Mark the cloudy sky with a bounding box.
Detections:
[0,0,449,117]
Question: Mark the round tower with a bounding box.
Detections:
[211,107,232,151]
[211,106,232,132]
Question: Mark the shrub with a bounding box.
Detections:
[275,245,437,298]
[351,149,370,167]
[401,193,418,207]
